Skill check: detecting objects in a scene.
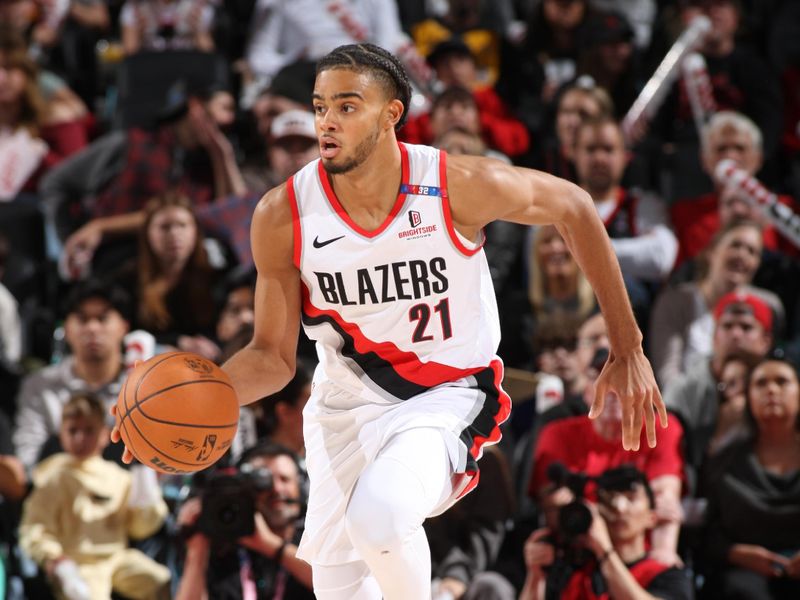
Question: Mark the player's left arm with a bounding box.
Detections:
[445,155,667,449]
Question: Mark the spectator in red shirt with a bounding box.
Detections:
[529,386,685,564]
[670,111,797,266]
[401,36,530,158]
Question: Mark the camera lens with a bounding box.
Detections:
[218,503,241,524]
[559,501,593,537]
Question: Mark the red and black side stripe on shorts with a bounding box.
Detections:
[457,360,511,497]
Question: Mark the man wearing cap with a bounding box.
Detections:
[577,10,643,117]
[13,280,131,470]
[664,290,774,472]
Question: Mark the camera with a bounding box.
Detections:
[542,463,650,599]
[195,463,273,540]
[544,463,595,570]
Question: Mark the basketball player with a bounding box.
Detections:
[112,44,667,599]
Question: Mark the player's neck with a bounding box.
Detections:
[330,138,402,211]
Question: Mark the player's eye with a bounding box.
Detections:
[341,104,355,113]
[313,105,325,114]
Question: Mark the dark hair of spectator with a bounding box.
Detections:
[0,233,8,274]
[137,191,213,330]
[0,26,45,135]
[62,279,132,322]
[216,265,257,314]
[599,465,656,509]
[532,311,584,354]
[574,113,622,147]
[719,350,764,383]
[524,0,590,55]
[317,43,412,130]
[238,441,301,471]
[694,217,763,282]
[62,393,106,426]
[258,360,313,436]
[431,86,476,115]
[743,353,800,435]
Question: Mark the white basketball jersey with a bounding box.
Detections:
[288,143,502,403]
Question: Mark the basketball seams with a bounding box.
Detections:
[116,351,238,472]
[132,379,237,426]
[125,409,226,468]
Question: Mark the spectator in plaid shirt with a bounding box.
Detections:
[44,81,248,281]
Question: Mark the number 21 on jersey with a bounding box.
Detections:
[408,298,452,343]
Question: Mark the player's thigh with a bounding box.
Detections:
[371,426,455,511]
[109,548,171,600]
[312,560,382,600]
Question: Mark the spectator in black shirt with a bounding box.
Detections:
[702,355,800,600]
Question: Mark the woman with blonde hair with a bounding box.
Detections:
[0,26,89,197]
[649,219,784,387]
[527,224,596,324]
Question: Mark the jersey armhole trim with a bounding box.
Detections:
[287,175,302,269]
[438,150,485,257]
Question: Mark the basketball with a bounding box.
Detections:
[116,351,239,474]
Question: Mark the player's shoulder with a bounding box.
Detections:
[253,182,293,228]
[444,153,515,203]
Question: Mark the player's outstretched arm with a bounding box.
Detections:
[446,155,667,450]
[222,184,301,406]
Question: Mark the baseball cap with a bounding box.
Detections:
[426,36,474,68]
[584,11,635,47]
[270,110,316,142]
[62,279,132,322]
[713,291,773,331]
[268,59,316,106]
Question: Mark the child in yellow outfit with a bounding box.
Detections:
[19,393,171,600]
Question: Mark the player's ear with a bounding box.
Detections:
[385,99,404,129]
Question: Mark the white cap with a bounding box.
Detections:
[271,109,316,141]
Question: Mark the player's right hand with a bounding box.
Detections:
[590,347,668,451]
[109,403,134,464]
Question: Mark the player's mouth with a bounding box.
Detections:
[320,137,341,159]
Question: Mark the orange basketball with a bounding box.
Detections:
[116,351,239,474]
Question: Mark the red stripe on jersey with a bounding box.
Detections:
[302,284,485,387]
[287,176,302,268]
[438,150,486,257]
[458,359,511,498]
[318,142,410,238]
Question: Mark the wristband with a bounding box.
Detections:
[599,547,615,565]
[274,541,288,565]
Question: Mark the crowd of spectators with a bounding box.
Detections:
[1,0,799,598]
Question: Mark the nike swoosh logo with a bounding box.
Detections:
[313,235,345,248]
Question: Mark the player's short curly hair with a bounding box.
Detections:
[316,43,412,130]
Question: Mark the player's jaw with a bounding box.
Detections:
[320,128,379,175]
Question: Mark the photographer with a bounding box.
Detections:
[520,467,692,600]
[174,443,313,600]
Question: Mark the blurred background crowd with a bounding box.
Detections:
[0,0,799,598]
